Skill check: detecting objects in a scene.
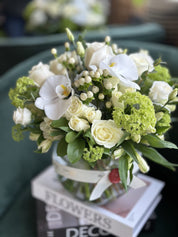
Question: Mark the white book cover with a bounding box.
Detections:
[31,166,164,237]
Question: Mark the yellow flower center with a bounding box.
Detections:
[109,62,116,67]
[60,84,70,97]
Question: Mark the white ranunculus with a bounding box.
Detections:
[13,107,31,126]
[65,96,85,120]
[91,120,124,148]
[84,42,114,69]
[84,106,102,123]
[69,116,90,132]
[149,81,173,104]
[49,59,67,75]
[29,62,54,87]
[100,54,139,90]
[35,75,73,120]
[129,50,154,76]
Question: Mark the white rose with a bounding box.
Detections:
[69,116,90,132]
[91,120,124,148]
[65,96,85,120]
[149,81,173,104]
[129,51,154,76]
[29,62,54,87]
[49,59,67,75]
[13,107,31,126]
[84,42,114,69]
[84,106,102,123]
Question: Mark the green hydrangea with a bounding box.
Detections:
[9,77,36,108]
[83,145,104,163]
[148,65,171,83]
[156,112,171,135]
[113,92,156,136]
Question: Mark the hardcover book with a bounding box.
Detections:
[36,199,157,237]
[36,199,115,237]
[32,166,164,237]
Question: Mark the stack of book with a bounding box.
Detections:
[32,166,164,237]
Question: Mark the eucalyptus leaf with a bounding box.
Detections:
[118,155,128,190]
[143,134,178,149]
[121,141,138,163]
[57,137,68,157]
[134,143,177,171]
[67,139,85,163]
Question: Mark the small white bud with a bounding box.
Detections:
[66,28,74,42]
[82,70,89,76]
[103,69,109,77]
[105,101,112,108]
[169,88,178,101]
[112,43,117,51]
[79,77,85,86]
[64,42,70,50]
[51,48,57,56]
[105,35,111,43]
[92,86,99,94]
[98,93,104,100]
[80,93,87,101]
[85,76,92,83]
[95,71,100,78]
[136,153,150,173]
[105,82,112,90]
[77,41,85,57]
[68,57,75,64]
[87,91,93,98]
[113,148,124,159]
[90,71,95,77]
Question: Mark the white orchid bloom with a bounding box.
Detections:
[35,75,73,120]
[99,54,140,90]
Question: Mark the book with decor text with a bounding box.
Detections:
[32,166,164,237]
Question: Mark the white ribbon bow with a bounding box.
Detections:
[53,154,146,201]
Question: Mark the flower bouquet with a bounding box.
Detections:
[23,0,109,35]
[9,28,178,204]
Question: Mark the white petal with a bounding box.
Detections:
[111,54,138,81]
[44,98,72,120]
[40,75,71,99]
[35,97,47,110]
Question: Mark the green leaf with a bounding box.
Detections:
[67,139,85,163]
[65,131,82,143]
[134,143,177,171]
[143,134,178,149]
[57,137,68,157]
[118,155,128,190]
[50,130,65,137]
[83,129,95,144]
[51,117,68,128]
[121,141,138,163]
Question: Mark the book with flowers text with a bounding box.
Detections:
[32,166,164,237]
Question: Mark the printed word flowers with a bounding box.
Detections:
[9,28,178,197]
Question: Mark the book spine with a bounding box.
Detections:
[31,181,132,237]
